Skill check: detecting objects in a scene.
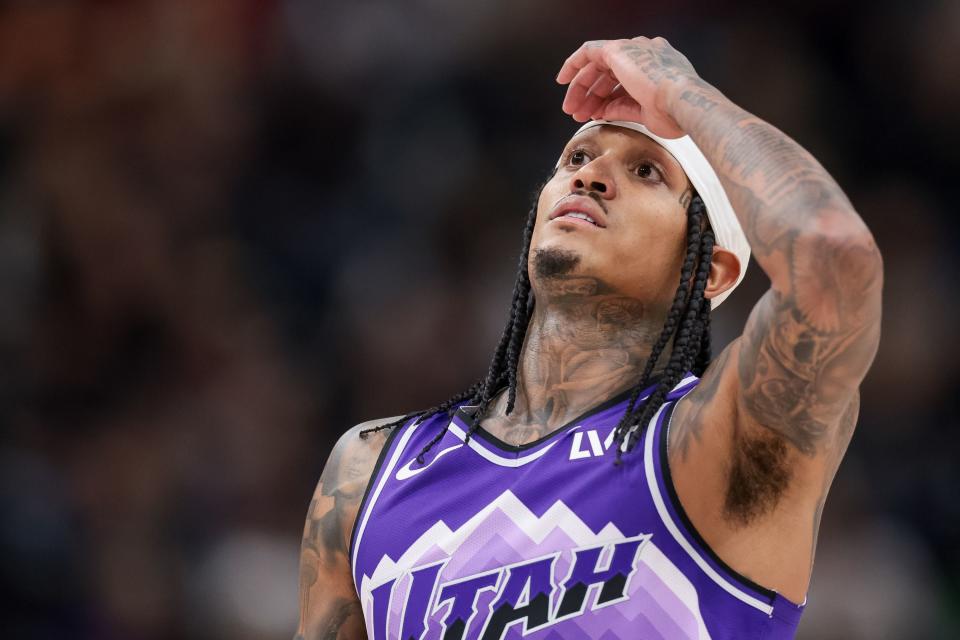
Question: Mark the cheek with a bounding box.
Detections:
[615,203,685,257]
[535,178,565,220]
[604,208,688,288]
[529,179,570,248]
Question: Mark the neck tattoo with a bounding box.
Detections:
[481,272,666,447]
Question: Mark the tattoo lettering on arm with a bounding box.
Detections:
[618,39,698,86]
[665,76,883,457]
[296,422,392,640]
[657,71,882,534]
[678,89,721,114]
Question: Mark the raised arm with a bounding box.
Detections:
[556,41,882,596]
[557,36,882,465]
[296,420,394,640]
[661,44,883,458]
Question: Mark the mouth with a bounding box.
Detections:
[548,197,608,228]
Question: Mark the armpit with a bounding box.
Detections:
[723,428,792,527]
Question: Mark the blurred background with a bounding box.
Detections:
[0,0,957,638]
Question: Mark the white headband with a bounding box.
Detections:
[556,120,749,309]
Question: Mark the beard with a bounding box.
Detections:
[532,247,581,279]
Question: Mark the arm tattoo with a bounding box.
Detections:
[297,425,387,639]
[618,40,698,86]
[737,244,879,455]
[318,599,364,640]
[666,78,882,455]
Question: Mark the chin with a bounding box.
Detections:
[530,244,587,281]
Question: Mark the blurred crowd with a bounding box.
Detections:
[0,1,957,638]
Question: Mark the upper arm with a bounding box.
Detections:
[671,224,882,521]
[296,418,397,640]
[736,226,882,457]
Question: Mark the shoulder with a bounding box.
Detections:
[297,416,404,638]
[305,416,405,556]
[322,416,405,500]
[337,415,405,452]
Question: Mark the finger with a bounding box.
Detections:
[595,95,644,123]
[556,40,608,84]
[590,85,627,119]
[561,62,610,116]
[572,74,621,121]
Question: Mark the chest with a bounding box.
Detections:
[349,394,797,640]
[354,412,675,638]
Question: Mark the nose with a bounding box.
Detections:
[569,158,617,200]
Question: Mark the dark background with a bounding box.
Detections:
[1,1,957,638]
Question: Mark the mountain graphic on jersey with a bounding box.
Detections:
[358,490,711,640]
[352,384,805,639]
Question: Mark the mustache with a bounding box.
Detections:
[583,191,608,213]
[558,190,608,214]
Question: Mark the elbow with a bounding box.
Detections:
[797,212,884,308]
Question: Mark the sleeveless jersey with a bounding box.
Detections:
[350,375,805,639]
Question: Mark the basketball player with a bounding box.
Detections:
[296,37,882,639]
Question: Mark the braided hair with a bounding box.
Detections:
[361,186,716,465]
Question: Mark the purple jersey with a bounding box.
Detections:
[350,375,805,639]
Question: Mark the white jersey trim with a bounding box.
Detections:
[447,421,559,466]
[452,375,699,467]
[351,416,424,596]
[643,402,775,616]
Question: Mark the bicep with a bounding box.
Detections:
[296,421,396,639]
[669,234,880,527]
[736,259,881,457]
[297,480,366,639]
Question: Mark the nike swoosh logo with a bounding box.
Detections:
[395,443,463,480]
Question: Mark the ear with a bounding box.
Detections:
[704,245,741,303]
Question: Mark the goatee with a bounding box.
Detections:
[533,248,581,279]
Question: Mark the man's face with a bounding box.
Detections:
[531,125,694,312]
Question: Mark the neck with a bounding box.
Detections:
[485,274,668,443]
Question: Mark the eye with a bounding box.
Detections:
[635,162,664,182]
[567,148,591,166]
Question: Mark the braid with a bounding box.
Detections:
[500,207,536,415]
[688,229,715,377]
[611,201,704,452]
[412,372,507,464]
[613,196,714,463]
[358,380,483,440]
[365,185,717,470]
[694,298,713,376]
[360,189,541,461]
[462,204,536,445]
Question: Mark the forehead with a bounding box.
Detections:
[566,125,688,185]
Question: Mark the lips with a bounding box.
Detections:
[548,196,608,228]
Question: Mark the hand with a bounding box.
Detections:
[556,36,700,139]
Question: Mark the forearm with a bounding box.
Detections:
[661,77,882,450]
[558,36,883,457]
[663,77,878,286]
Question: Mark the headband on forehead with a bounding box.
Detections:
[555,120,750,309]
